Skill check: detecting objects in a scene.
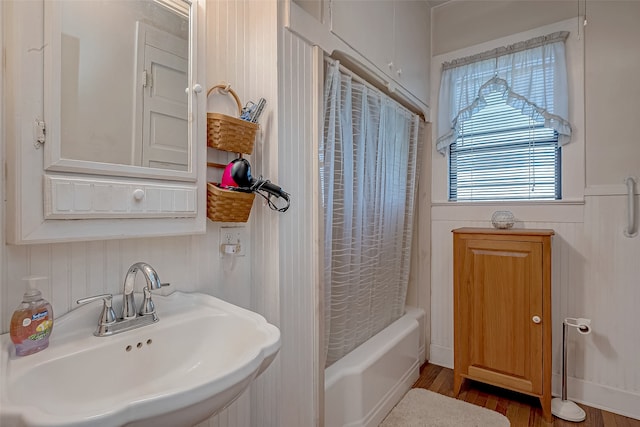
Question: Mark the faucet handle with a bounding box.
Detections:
[139,287,155,316]
[138,283,170,316]
[77,294,117,325]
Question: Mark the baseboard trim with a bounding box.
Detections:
[552,374,640,421]
[428,344,453,369]
[427,345,640,420]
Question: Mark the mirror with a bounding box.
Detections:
[44,0,196,180]
[5,0,206,244]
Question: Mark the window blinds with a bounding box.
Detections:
[449,91,560,201]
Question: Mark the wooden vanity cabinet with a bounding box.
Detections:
[452,228,554,421]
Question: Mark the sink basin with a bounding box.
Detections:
[0,291,280,427]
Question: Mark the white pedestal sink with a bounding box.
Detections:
[0,291,280,427]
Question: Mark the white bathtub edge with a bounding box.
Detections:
[353,355,420,427]
[325,307,426,427]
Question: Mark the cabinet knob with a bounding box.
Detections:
[532,315,541,324]
[133,189,145,201]
[186,84,204,94]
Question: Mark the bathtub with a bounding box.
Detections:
[324,307,426,427]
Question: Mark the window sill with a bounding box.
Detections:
[431,199,584,223]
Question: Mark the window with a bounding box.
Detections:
[449,91,561,201]
[436,31,572,202]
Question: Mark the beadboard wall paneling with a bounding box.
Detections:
[194,393,251,427]
[406,122,432,362]
[1,228,252,327]
[581,195,640,394]
[430,194,640,418]
[279,30,322,427]
[207,0,281,426]
[206,0,280,319]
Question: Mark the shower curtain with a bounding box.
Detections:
[321,59,422,367]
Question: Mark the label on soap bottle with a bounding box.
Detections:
[30,315,53,341]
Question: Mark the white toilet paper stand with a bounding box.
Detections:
[551,318,591,422]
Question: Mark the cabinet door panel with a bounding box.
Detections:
[330,0,394,74]
[392,0,429,104]
[462,239,543,394]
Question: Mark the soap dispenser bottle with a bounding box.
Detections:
[10,276,54,356]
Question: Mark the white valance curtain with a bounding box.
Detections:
[321,59,422,367]
[436,31,572,155]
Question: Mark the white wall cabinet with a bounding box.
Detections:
[330,0,429,106]
[4,0,207,244]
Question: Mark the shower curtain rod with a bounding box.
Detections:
[324,56,373,89]
[324,55,421,119]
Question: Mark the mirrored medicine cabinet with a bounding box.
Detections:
[4,0,207,244]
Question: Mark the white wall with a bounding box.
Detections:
[278,29,323,427]
[206,1,285,425]
[431,0,576,56]
[0,1,282,426]
[202,2,323,425]
[429,1,640,419]
[585,1,640,188]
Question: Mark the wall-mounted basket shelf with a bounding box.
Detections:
[206,84,258,155]
[207,183,255,223]
[206,84,259,223]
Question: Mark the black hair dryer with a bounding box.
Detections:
[221,158,290,212]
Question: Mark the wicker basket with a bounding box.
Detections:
[207,182,255,223]
[207,84,258,155]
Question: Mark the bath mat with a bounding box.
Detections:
[379,388,510,427]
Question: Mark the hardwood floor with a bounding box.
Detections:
[412,362,640,427]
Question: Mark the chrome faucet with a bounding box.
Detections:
[77,262,169,337]
[122,262,163,320]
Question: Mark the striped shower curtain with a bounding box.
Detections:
[321,59,423,367]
